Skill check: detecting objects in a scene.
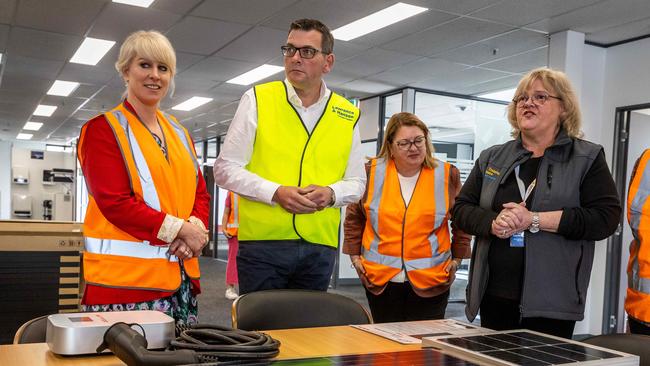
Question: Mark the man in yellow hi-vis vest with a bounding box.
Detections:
[626,149,650,335]
[214,19,365,294]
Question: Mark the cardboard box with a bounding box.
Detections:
[0,220,83,344]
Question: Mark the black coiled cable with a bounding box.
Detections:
[170,323,281,364]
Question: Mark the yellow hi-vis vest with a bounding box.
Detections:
[225,191,239,237]
[78,103,200,293]
[239,81,359,247]
[626,148,650,322]
[361,158,452,289]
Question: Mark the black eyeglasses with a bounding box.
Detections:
[513,92,562,107]
[394,136,426,151]
[281,45,323,59]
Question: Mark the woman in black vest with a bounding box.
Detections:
[452,68,621,338]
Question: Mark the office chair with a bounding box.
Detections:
[13,315,49,344]
[582,333,650,366]
[232,289,372,331]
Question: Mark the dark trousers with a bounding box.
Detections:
[480,293,576,339]
[629,316,650,335]
[236,240,336,295]
[365,282,450,323]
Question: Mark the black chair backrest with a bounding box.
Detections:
[13,315,49,344]
[232,289,372,331]
[583,333,650,366]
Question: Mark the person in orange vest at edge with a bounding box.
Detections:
[77,30,210,324]
[344,112,471,323]
[222,191,240,300]
[213,19,364,294]
[626,148,650,335]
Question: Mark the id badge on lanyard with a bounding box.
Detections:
[510,165,536,248]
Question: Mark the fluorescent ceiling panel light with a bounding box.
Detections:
[227,64,284,86]
[0,53,3,63]
[332,2,427,41]
[112,0,155,7]
[172,97,213,111]
[34,105,57,117]
[24,122,43,131]
[47,80,80,97]
[70,37,116,65]
[478,88,517,102]
[16,133,33,140]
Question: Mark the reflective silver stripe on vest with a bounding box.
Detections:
[227,193,239,229]
[111,110,161,211]
[363,159,450,271]
[628,153,650,294]
[164,112,199,180]
[85,237,178,262]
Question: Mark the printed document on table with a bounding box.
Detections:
[351,319,490,344]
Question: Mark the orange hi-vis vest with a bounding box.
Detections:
[225,191,239,237]
[360,158,452,290]
[78,103,200,293]
[626,148,650,323]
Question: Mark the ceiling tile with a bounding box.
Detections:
[3,54,64,80]
[176,52,206,73]
[0,24,10,50]
[339,79,397,95]
[181,56,259,83]
[14,0,105,36]
[471,0,602,27]
[455,74,523,96]
[167,16,250,55]
[0,0,17,24]
[336,48,420,79]
[192,0,296,25]
[370,57,467,85]
[410,67,512,92]
[89,3,183,43]
[437,29,548,66]
[151,0,202,15]
[408,0,505,15]
[480,47,548,73]
[261,0,396,31]
[331,41,371,62]
[216,26,287,63]
[587,17,650,45]
[58,63,117,85]
[381,17,514,56]
[7,27,82,62]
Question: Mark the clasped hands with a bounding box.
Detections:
[169,220,209,261]
[491,202,534,239]
[272,184,334,214]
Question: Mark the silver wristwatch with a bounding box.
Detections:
[529,212,540,233]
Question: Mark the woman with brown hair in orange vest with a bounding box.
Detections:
[222,191,239,300]
[343,112,471,323]
[77,30,210,324]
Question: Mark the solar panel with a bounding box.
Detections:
[423,330,639,366]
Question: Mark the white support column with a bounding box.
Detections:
[549,30,585,101]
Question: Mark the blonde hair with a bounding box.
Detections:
[507,67,582,138]
[115,30,176,96]
[376,112,437,169]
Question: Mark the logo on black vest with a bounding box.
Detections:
[332,106,356,122]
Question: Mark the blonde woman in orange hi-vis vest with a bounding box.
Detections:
[626,149,650,335]
[77,30,210,325]
[222,191,239,300]
[343,112,471,323]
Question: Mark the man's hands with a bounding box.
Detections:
[272,184,334,214]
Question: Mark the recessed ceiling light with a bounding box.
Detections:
[47,80,80,97]
[34,105,57,117]
[172,97,213,111]
[112,0,155,7]
[70,37,116,66]
[332,2,428,41]
[227,64,284,86]
[16,133,33,140]
[0,53,3,63]
[24,122,43,131]
[478,88,517,102]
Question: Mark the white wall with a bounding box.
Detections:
[0,141,12,219]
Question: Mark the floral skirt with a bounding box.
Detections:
[81,269,198,325]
